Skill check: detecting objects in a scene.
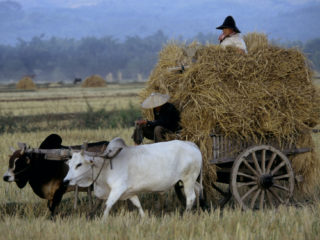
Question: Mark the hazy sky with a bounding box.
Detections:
[2,0,319,44]
[14,0,320,9]
[15,0,103,8]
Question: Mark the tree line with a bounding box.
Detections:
[0,31,319,83]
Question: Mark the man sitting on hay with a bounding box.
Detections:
[216,15,247,54]
[133,92,181,144]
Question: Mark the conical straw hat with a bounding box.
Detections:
[141,92,170,109]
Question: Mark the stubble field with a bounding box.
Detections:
[0,83,320,240]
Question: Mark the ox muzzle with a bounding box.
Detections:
[63,179,70,187]
[3,170,14,182]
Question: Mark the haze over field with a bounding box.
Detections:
[1,0,320,45]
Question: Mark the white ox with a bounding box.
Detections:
[63,137,203,219]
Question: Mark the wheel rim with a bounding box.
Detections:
[231,145,294,210]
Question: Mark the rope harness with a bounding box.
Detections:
[85,149,122,184]
[74,155,113,186]
[91,157,108,185]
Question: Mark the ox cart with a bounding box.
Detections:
[209,131,317,210]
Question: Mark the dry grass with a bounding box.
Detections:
[1,129,320,240]
[1,79,320,239]
[0,206,320,240]
[82,74,107,88]
[0,127,319,239]
[243,32,269,52]
[0,84,142,116]
[16,77,36,90]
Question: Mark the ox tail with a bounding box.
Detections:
[198,165,208,211]
[199,167,203,200]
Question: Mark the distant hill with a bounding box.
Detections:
[1,0,320,45]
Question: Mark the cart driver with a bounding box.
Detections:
[216,16,247,54]
[133,92,181,143]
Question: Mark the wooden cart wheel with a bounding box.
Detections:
[231,145,294,210]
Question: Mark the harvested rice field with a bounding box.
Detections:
[0,77,320,239]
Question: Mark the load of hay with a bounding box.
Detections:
[140,33,320,197]
[16,76,36,90]
[82,74,107,88]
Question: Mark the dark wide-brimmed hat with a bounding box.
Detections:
[216,16,241,33]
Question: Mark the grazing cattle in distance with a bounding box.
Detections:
[73,78,82,84]
[3,134,109,217]
[63,137,203,219]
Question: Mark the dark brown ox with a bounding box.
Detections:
[3,134,109,217]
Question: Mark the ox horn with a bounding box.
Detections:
[17,142,26,150]
[17,142,27,155]
[9,147,16,153]
[80,142,88,156]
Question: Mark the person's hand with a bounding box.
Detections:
[135,119,147,125]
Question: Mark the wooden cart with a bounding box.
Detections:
[209,133,313,210]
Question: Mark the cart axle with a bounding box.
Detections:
[259,174,274,189]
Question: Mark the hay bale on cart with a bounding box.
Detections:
[140,33,320,207]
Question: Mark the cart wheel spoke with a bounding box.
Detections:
[237,171,257,180]
[261,149,266,174]
[250,189,261,209]
[266,152,277,173]
[271,160,286,175]
[242,159,259,177]
[237,181,257,188]
[272,184,289,192]
[268,188,284,204]
[259,190,265,210]
[252,151,262,174]
[241,185,258,201]
[273,174,290,180]
[266,189,274,207]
